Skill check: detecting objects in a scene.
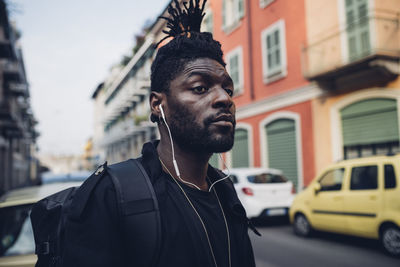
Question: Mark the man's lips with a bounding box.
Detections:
[211,114,235,127]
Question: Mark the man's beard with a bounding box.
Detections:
[167,103,235,153]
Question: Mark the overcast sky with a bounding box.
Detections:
[9,0,169,155]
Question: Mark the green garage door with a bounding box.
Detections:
[266,119,298,189]
[341,98,399,158]
[232,128,249,168]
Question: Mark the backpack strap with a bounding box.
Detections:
[107,159,161,267]
[68,162,108,220]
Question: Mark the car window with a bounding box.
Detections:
[229,175,239,184]
[319,168,345,191]
[42,171,91,184]
[0,204,35,256]
[384,164,396,189]
[350,165,378,190]
[247,173,287,184]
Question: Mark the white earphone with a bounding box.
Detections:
[158,104,231,191]
[159,104,181,178]
[159,104,166,122]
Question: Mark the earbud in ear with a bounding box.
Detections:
[159,104,166,121]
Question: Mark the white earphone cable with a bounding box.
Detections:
[159,104,233,192]
[207,153,231,192]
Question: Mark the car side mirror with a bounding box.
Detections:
[314,183,321,195]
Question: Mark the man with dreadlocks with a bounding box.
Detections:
[60,0,257,266]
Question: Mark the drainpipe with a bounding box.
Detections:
[246,0,255,100]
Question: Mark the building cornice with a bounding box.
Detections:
[236,83,323,120]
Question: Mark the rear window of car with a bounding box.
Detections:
[0,204,35,257]
[384,164,397,189]
[229,175,239,184]
[247,173,287,184]
[350,165,378,190]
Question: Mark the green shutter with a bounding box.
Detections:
[341,98,399,146]
[229,54,239,90]
[346,0,370,60]
[209,153,219,168]
[238,0,245,19]
[266,29,281,76]
[266,119,298,189]
[232,129,249,167]
[207,13,213,34]
[222,0,227,28]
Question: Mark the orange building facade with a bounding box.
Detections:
[205,0,400,193]
[206,0,316,191]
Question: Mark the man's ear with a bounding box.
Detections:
[149,91,163,122]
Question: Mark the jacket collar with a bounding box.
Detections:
[141,140,247,219]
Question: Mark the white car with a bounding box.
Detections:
[0,182,82,267]
[227,168,295,218]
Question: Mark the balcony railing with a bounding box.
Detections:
[7,82,29,96]
[0,58,23,81]
[302,13,400,82]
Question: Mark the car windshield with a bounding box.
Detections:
[247,173,287,184]
[0,204,35,257]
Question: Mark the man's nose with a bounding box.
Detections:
[212,87,233,109]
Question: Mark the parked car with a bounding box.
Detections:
[289,155,400,257]
[0,182,82,267]
[41,170,92,184]
[227,168,295,219]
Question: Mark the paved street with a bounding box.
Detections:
[250,218,399,267]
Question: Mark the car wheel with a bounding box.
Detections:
[380,225,400,257]
[293,214,312,237]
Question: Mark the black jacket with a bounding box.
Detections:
[62,141,256,267]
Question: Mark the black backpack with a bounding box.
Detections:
[30,159,161,267]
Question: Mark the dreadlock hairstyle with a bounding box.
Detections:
[150,0,226,122]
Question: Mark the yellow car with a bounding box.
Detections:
[0,182,82,267]
[289,155,400,257]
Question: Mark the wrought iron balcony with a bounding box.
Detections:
[0,59,23,81]
[0,40,14,59]
[302,13,400,90]
[6,82,29,97]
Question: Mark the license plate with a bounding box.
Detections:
[266,208,286,216]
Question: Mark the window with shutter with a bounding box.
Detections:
[238,0,244,19]
[222,0,227,28]
[226,46,244,94]
[345,0,370,61]
[230,55,239,88]
[202,10,213,34]
[261,19,287,83]
[222,0,245,33]
[260,0,275,9]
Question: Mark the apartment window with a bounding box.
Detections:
[222,0,245,33]
[226,47,244,94]
[345,0,370,60]
[202,10,213,34]
[260,0,275,9]
[261,19,287,83]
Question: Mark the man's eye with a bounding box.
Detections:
[225,88,233,97]
[193,86,208,94]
